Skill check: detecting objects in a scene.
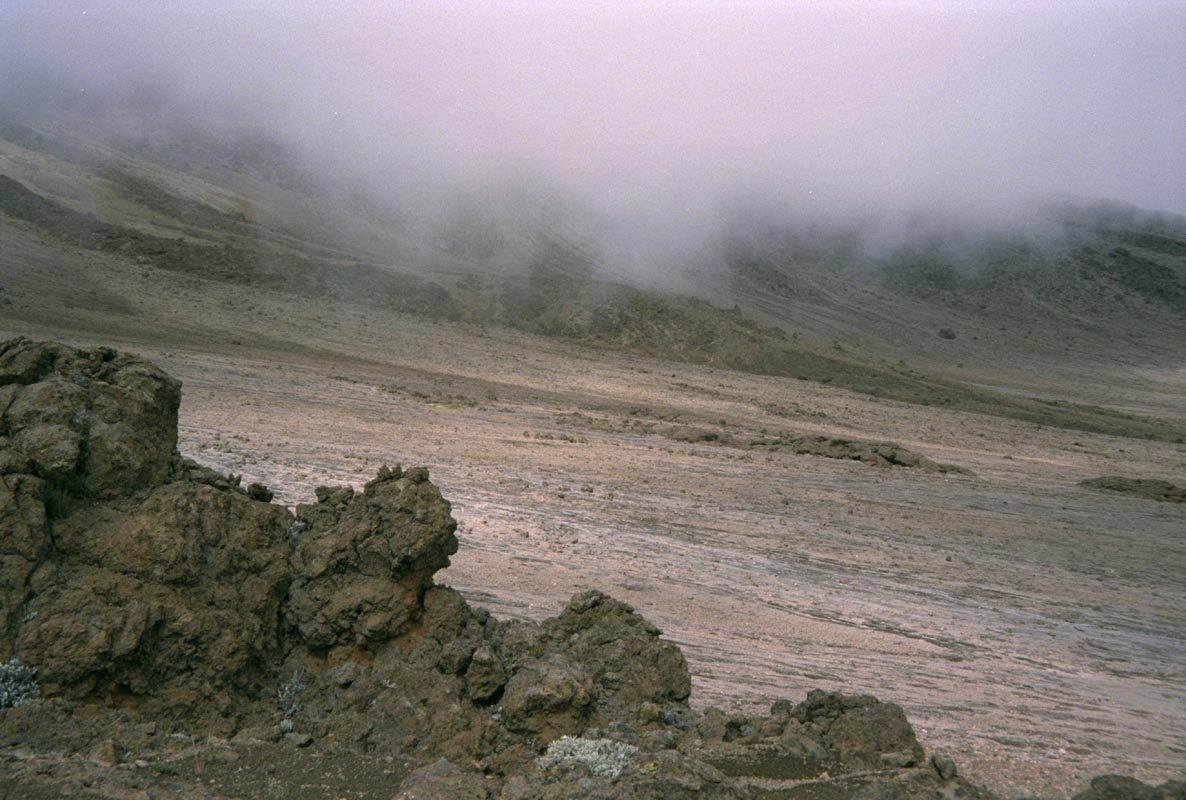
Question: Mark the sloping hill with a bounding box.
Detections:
[2,110,1183,441]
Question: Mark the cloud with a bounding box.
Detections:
[4,1,1185,228]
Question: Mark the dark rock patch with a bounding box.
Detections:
[1079,476,1186,503]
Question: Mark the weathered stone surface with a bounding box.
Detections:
[15,483,291,706]
[0,472,49,651]
[0,337,180,497]
[502,653,595,741]
[466,645,508,703]
[286,465,458,650]
[1072,775,1186,800]
[791,689,926,771]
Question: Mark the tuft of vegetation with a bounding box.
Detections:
[0,659,39,709]
[43,484,76,521]
[537,736,639,779]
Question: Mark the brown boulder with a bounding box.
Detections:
[790,690,926,771]
[0,337,180,497]
[17,482,291,706]
[286,465,459,650]
[535,591,692,718]
[501,653,596,741]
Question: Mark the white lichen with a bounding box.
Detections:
[276,669,304,719]
[0,659,39,709]
[537,736,638,779]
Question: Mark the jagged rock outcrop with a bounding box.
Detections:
[286,465,459,650]
[1,340,291,717]
[0,338,1168,799]
[0,336,180,497]
[493,591,691,743]
[782,435,969,473]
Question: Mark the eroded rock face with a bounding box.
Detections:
[20,482,291,707]
[0,336,180,497]
[286,465,458,650]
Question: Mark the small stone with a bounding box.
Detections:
[932,754,958,780]
[642,729,678,750]
[278,718,294,733]
[880,750,918,768]
[231,727,269,745]
[284,732,313,748]
[328,664,359,687]
[88,740,121,767]
[404,466,430,484]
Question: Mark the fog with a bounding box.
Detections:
[3,1,1185,267]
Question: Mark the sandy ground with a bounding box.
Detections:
[2,232,1186,798]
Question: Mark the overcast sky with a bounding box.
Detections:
[3,1,1185,223]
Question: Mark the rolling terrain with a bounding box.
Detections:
[2,109,1185,798]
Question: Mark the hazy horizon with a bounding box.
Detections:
[3,1,1185,240]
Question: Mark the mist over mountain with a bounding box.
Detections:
[3,1,1185,282]
[2,1,1185,420]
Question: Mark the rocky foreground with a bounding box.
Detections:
[0,337,1181,800]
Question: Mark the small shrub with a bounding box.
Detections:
[0,659,39,709]
[537,736,639,779]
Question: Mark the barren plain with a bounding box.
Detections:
[2,114,1185,798]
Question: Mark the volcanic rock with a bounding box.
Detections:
[0,336,180,497]
[0,338,1165,799]
[1071,775,1186,800]
[286,464,459,650]
[1079,476,1186,503]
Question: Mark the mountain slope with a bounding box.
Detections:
[2,109,1184,441]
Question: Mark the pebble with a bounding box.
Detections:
[88,740,120,767]
[879,750,918,768]
[932,754,959,780]
[284,732,314,748]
